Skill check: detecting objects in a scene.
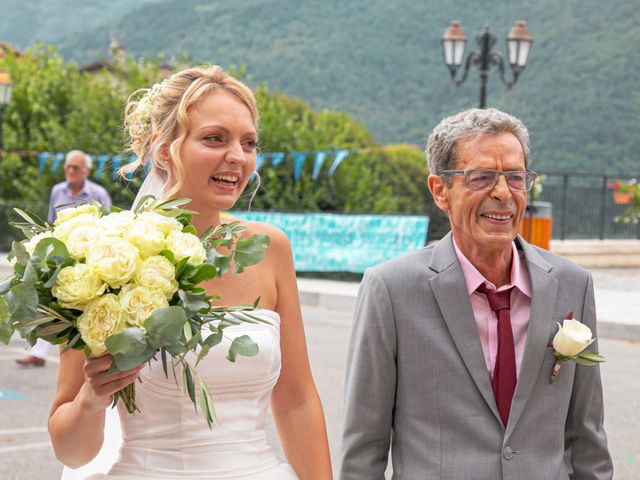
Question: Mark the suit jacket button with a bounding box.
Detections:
[503,446,514,460]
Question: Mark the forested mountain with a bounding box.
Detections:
[2,0,638,173]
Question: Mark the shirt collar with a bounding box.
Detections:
[453,236,531,298]
[63,180,90,197]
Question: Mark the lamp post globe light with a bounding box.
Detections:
[442,20,533,108]
[0,69,12,151]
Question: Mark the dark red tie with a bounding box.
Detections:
[478,285,516,427]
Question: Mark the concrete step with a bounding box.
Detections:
[551,239,640,268]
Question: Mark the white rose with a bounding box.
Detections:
[77,294,126,355]
[54,204,101,226]
[125,217,166,259]
[86,237,141,288]
[137,211,182,236]
[53,213,101,243]
[165,230,207,266]
[552,319,593,357]
[24,231,54,255]
[119,284,169,328]
[98,210,135,237]
[134,255,178,299]
[65,225,104,260]
[52,263,107,310]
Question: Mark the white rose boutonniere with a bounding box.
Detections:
[550,311,605,383]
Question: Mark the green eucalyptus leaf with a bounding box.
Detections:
[22,260,39,284]
[203,330,223,349]
[43,263,65,289]
[198,379,216,427]
[0,275,15,295]
[133,195,158,213]
[166,343,188,356]
[210,253,232,276]
[36,321,73,337]
[105,327,149,358]
[62,331,82,352]
[157,198,192,210]
[107,343,157,373]
[577,351,605,363]
[178,290,210,315]
[183,320,193,339]
[161,347,169,378]
[16,315,60,329]
[196,343,211,364]
[573,357,598,366]
[183,363,196,402]
[185,331,202,350]
[13,208,49,228]
[11,241,30,277]
[0,296,13,344]
[189,264,218,284]
[227,335,259,362]
[232,235,270,274]
[199,226,215,242]
[5,283,39,322]
[104,327,156,373]
[144,306,188,349]
[31,238,73,270]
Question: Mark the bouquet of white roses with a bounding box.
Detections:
[0,196,269,426]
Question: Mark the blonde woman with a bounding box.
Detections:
[49,66,332,479]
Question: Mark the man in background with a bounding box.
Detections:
[16,150,111,367]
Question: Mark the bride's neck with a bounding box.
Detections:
[190,210,221,235]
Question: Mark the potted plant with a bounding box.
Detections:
[614,179,640,224]
[612,179,635,205]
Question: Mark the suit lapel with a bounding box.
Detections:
[428,234,502,425]
[505,237,557,438]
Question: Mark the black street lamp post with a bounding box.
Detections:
[441,20,533,108]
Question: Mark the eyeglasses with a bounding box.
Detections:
[440,169,538,192]
[64,164,84,171]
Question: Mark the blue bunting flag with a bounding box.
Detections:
[328,149,350,176]
[292,152,308,182]
[312,151,329,180]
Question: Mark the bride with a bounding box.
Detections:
[48,65,332,479]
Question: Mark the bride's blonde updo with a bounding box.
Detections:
[122,65,259,198]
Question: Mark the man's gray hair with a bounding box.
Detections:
[65,150,92,169]
[426,108,529,175]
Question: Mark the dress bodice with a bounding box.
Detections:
[101,309,297,479]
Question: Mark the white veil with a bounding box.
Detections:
[133,169,167,205]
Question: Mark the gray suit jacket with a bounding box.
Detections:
[340,233,612,479]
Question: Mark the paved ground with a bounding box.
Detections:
[2,304,639,479]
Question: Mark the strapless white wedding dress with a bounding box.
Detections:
[65,309,297,479]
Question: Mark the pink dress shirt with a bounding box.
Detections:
[453,239,532,378]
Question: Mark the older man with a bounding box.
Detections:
[16,150,112,367]
[340,108,612,479]
[46,150,112,223]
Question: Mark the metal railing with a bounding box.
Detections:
[537,172,640,240]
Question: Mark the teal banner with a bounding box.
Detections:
[230,211,429,273]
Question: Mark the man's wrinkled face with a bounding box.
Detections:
[64,153,90,185]
[429,132,527,255]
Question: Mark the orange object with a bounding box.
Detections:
[519,201,552,250]
[613,191,632,205]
